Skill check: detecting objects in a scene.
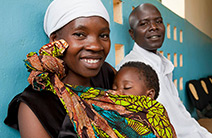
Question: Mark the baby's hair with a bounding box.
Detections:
[119,61,159,99]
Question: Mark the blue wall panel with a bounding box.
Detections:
[1,0,211,137]
[0,0,51,137]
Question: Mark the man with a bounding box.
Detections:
[116,3,212,138]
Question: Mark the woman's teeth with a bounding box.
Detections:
[83,59,99,63]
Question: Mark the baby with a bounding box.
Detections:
[112,61,176,137]
[113,61,159,99]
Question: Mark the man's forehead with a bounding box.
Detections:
[137,7,161,17]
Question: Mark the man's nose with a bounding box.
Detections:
[149,22,158,31]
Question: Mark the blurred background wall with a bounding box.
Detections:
[0,0,211,137]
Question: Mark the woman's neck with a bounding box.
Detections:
[62,73,91,87]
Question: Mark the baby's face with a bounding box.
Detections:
[113,67,148,96]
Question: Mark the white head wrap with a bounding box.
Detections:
[44,0,110,37]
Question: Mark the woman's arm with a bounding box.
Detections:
[18,102,51,138]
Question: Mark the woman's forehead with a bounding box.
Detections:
[61,16,110,32]
[44,0,110,37]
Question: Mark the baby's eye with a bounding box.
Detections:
[124,87,132,90]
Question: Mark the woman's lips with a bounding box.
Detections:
[80,58,102,69]
[83,58,100,64]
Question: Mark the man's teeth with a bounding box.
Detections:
[84,59,99,63]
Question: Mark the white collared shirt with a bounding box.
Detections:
[116,43,212,138]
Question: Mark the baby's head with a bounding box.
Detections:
[113,61,159,99]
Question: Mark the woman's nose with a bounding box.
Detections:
[84,37,103,51]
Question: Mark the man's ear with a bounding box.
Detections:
[146,89,155,99]
[49,33,57,42]
[129,29,135,40]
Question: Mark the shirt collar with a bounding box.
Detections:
[133,43,174,74]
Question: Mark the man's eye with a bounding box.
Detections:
[156,20,163,24]
[140,22,148,26]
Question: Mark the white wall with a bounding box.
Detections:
[161,0,212,39]
[185,0,212,39]
[162,0,185,18]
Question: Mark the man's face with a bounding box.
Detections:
[129,6,165,53]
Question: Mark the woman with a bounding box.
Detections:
[5,0,115,137]
[5,0,176,137]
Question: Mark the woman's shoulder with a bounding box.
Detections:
[4,85,67,137]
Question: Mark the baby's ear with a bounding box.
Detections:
[147,89,155,99]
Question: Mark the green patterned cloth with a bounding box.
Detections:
[25,40,176,138]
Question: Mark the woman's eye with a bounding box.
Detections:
[73,32,86,39]
[100,33,109,40]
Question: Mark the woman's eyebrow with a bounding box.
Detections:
[72,25,87,30]
[100,27,110,32]
[72,25,110,32]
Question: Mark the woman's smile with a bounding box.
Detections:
[80,57,102,69]
[53,16,110,84]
